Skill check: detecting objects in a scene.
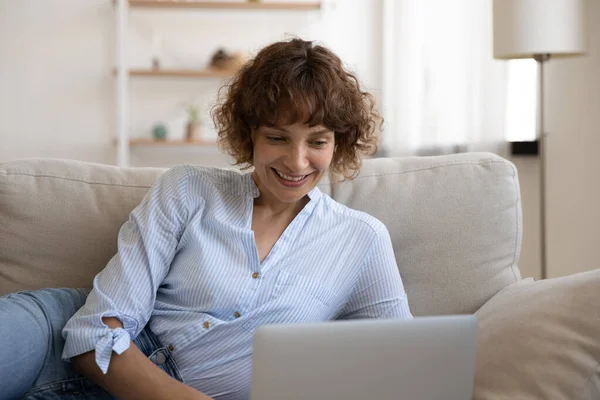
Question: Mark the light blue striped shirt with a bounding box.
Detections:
[62,165,412,399]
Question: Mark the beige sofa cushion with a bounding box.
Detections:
[1,153,522,317]
[473,269,600,400]
[0,159,163,295]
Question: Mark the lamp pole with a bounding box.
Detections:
[534,53,550,279]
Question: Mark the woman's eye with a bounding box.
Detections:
[267,136,284,142]
[312,141,328,147]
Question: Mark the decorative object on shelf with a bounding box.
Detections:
[210,48,231,69]
[185,105,202,141]
[152,123,168,140]
[209,48,247,72]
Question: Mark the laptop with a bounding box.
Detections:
[249,315,478,400]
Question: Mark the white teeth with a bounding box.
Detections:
[274,170,306,182]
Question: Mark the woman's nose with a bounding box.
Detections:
[285,146,309,172]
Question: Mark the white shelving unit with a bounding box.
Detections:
[113,0,322,167]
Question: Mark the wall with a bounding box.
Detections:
[543,0,600,278]
[1,2,117,164]
[510,157,541,280]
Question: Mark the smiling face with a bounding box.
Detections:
[252,122,335,207]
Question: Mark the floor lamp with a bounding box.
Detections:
[492,0,587,279]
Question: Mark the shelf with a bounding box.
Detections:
[115,138,218,146]
[112,0,321,166]
[112,68,235,78]
[114,1,321,10]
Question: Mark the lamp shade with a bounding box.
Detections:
[493,0,588,59]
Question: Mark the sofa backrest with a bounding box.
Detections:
[0,152,522,315]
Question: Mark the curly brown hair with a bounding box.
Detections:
[211,38,382,180]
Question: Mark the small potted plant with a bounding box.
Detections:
[185,105,202,141]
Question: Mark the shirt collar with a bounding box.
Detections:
[306,185,322,201]
[243,170,261,198]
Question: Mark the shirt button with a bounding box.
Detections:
[233,311,241,318]
[252,272,260,279]
[155,351,167,365]
[203,321,210,329]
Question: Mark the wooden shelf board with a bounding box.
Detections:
[114,138,218,146]
[112,68,235,78]
[118,1,322,10]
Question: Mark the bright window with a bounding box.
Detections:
[504,59,537,142]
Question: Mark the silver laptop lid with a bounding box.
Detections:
[250,315,477,400]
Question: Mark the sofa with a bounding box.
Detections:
[1,152,598,399]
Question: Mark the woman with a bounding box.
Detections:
[0,38,412,400]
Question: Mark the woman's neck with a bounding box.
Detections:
[253,195,309,219]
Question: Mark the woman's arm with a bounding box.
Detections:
[62,166,204,397]
[336,223,413,320]
[72,317,211,400]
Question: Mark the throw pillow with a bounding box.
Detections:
[473,269,600,400]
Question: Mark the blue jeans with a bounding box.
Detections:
[0,288,183,400]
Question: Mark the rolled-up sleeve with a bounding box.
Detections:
[61,165,190,374]
[336,223,413,321]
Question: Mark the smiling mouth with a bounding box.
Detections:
[272,168,309,182]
